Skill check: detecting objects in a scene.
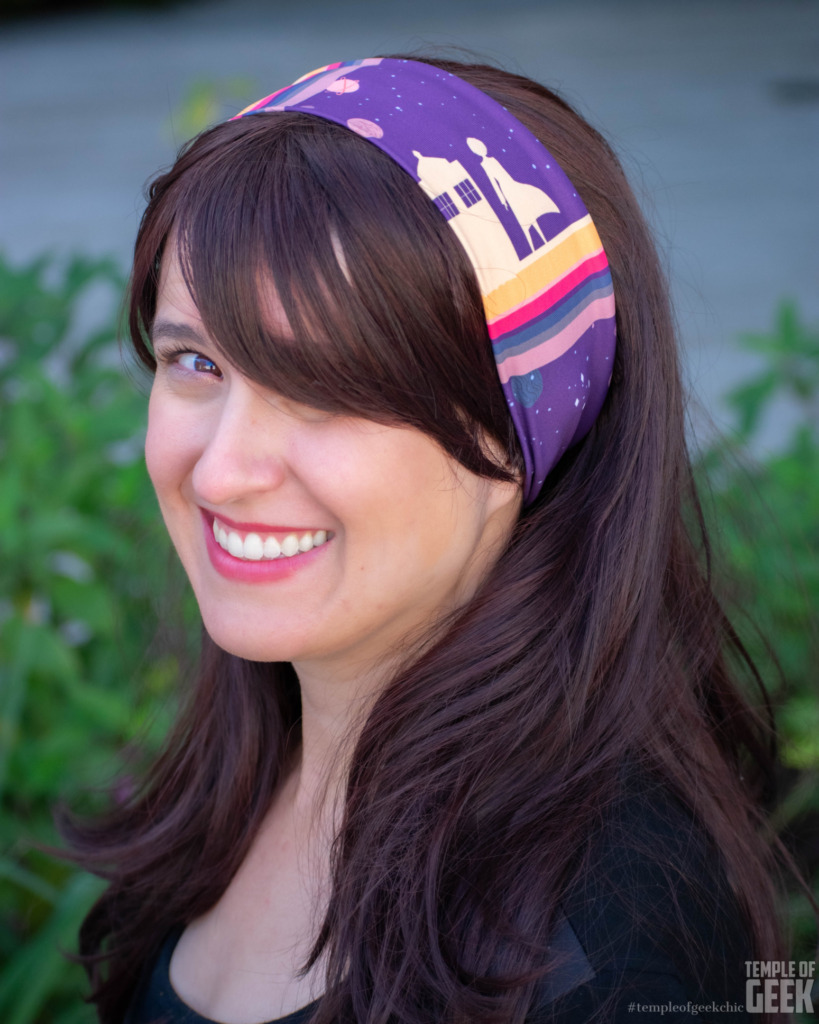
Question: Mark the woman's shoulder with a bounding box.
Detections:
[531,769,752,1022]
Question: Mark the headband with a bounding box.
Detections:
[234,58,616,504]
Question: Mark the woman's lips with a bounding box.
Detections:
[200,509,332,582]
[203,510,327,536]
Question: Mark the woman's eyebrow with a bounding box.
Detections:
[150,319,209,347]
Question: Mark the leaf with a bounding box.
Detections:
[0,857,59,904]
[730,301,819,442]
[0,871,102,1024]
[726,370,778,440]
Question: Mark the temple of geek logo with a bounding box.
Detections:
[745,960,816,1015]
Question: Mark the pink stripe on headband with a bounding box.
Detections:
[495,297,617,384]
[488,250,610,338]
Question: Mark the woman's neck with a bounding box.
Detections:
[287,655,388,824]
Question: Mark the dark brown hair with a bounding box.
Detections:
[63,57,786,1022]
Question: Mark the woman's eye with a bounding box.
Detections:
[180,352,220,375]
[173,351,222,377]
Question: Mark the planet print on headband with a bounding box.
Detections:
[326,77,360,94]
[346,117,384,138]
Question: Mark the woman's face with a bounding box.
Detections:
[145,245,521,683]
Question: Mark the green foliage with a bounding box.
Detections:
[699,303,819,782]
[728,301,819,440]
[703,429,819,773]
[697,303,819,968]
[0,253,193,1022]
[0,253,816,1020]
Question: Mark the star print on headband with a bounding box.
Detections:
[234,57,617,504]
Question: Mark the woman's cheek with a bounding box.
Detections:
[144,393,173,493]
[145,389,199,496]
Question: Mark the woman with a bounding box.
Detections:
[64,56,787,1023]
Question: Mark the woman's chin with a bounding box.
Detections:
[203,622,298,664]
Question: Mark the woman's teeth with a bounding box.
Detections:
[212,518,329,561]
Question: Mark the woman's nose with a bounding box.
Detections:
[191,381,288,507]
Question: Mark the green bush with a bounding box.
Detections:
[697,303,819,967]
[0,256,816,1021]
[0,254,192,1024]
[700,304,819,776]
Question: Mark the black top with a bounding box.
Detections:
[125,775,753,1024]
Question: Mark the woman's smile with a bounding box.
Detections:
[201,509,333,583]
[145,243,521,674]
[208,512,330,562]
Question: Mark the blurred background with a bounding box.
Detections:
[1,1,817,1021]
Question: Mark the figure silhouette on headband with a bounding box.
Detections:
[468,136,559,250]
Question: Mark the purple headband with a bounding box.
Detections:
[234,58,616,504]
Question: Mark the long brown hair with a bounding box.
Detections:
[62,57,786,1022]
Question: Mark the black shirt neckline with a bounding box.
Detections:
[126,926,320,1024]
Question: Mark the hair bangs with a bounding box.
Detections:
[131,113,519,480]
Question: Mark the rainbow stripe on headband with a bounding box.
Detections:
[234,58,616,504]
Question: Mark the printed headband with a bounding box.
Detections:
[234,58,617,504]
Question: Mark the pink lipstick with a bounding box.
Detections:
[200,509,332,583]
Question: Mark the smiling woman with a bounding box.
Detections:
[147,243,519,670]
[62,56,789,1024]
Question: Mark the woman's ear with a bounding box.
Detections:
[473,431,524,524]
